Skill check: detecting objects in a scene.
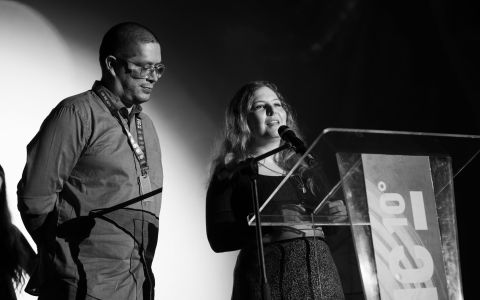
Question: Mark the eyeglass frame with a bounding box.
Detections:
[114,56,166,79]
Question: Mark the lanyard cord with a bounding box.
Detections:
[94,86,149,176]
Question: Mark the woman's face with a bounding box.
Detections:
[247,86,287,145]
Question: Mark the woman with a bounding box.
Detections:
[0,164,36,300]
[206,81,345,299]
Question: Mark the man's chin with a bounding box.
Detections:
[134,95,151,104]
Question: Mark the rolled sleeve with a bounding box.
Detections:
[17,103,89,238]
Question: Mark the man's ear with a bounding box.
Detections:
[105,55,117,77]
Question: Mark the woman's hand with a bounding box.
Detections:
[327,199,348,222]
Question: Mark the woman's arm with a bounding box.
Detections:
[206,171,250,252]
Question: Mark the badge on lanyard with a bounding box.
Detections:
[138,173,153,201]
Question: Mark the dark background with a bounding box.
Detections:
[14,0,480,298]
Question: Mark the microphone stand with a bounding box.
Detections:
[243,143,291,300]
[88,187,163,218]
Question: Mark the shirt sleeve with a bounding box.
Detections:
[17,103,89,243]
[205,169,251,253]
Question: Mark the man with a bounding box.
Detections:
[17,22,164,300]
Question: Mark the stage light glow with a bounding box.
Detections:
[0,1,78,299]
[148,112,237,300]
[1,1,236,299]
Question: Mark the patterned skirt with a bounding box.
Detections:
[232,237,345,300]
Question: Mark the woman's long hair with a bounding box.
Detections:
[211,81,306,175]
[0,165,24,287]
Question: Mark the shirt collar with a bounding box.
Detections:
[92,81,143,115]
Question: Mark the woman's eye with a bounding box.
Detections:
[274,102,283,107]
[253,104,265,111]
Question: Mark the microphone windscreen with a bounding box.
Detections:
[278,125,289,136]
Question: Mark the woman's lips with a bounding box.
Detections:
[266,120,280,126]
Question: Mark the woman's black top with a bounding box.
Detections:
[206,169,321,252]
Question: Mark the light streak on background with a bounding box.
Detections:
[0,1,236,299]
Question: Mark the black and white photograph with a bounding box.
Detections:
[0,1,478,299]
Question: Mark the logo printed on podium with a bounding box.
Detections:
[362,154,448,300]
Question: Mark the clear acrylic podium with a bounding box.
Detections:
[248,128,480,300]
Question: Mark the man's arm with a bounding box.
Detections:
[17,103,88,243]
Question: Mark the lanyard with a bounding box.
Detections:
[94,85,149,176]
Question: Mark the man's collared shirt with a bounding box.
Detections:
[18,81,163,299]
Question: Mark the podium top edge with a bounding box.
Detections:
[322,128,480,139]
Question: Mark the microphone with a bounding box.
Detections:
[278,125,316,166]
[278,125,307,153]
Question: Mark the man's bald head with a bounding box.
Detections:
[99,22,160,71]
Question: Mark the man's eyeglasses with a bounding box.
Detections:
[116,57,166,79]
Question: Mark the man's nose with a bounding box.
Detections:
[146,72,159,83]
